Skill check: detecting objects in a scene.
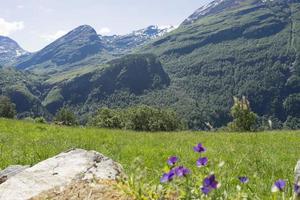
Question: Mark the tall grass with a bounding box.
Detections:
[0,118,299,198]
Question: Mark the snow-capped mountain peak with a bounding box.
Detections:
[0,36,29,65]
[99,25,176,54]
[132,25,175,38]
[182,0,263,25]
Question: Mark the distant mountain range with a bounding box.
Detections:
[1,25,175,74]
[1,0,300,129]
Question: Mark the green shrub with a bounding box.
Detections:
[23,117,35,122]
[125,106,185,131]
[88,108,123,129]
[35,117,46,124]
[89,105,186,131]
[0,96,16,119]
[227,96,257,131]
[54,107,77,126]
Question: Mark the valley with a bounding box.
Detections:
[0,0,300,130]
[1,1,300,199]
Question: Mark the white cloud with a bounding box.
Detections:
[17,5,25,9]
[38,6,54,13]
[98,27,111,35]
[0,18,24,36]
[40,30,67,42]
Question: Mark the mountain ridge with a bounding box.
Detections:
[7,24,175,75]
[182,0,267,25]
[15,25,104,73]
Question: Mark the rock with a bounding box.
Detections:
[295,160,300,200]
[0,165,29,184]
[296,161,300,183]
[32,180,127,200]
[0,149,123,200]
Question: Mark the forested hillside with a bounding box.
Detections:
[139,0,300,129]
[1,0,300,129]
[42,54,170,117]
[0,67,49,118]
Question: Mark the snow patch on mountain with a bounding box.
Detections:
[132,25,175,38]
[99,25,176,54]
[0,36,28,65]
[182,0,266,25]
[183,0,226,24]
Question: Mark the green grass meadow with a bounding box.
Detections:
[0,118,299,198]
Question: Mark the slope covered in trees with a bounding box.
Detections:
[0,67,49,118]
[138,0,300,129]
[2,0,300,129]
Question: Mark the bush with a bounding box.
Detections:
[0,96,16,119]
[35,117,46,124]
[23,117,35,122]
[89,108,123,129]
[125,106,185,131]
[89,105,186,131]
[54,107,77,126]
[227,96,257,131]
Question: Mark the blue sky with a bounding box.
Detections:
[0,0,211,52]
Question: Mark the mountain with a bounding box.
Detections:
[139,0,300,129]
[3,0,300,129]
[0,36,29,66]
[100,25,175,54]
[16,25,105,74]
[14,25,175,75]
[182,0,262,25]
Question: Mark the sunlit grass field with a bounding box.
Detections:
[0,118,299,198]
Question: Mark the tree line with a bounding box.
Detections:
[0,95,299,131]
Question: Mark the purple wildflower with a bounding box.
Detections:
[295,183,300,196]
[175,166,190,177]
[201,187,211,195]
[197,157,208,167]
[167,156,178,166]
[193,143,206,153]
[201,174,219,195]
[160,170,175,183]
[238,176,249,184]
[272,179,286,192]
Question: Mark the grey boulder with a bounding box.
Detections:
[0,149,123,200]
